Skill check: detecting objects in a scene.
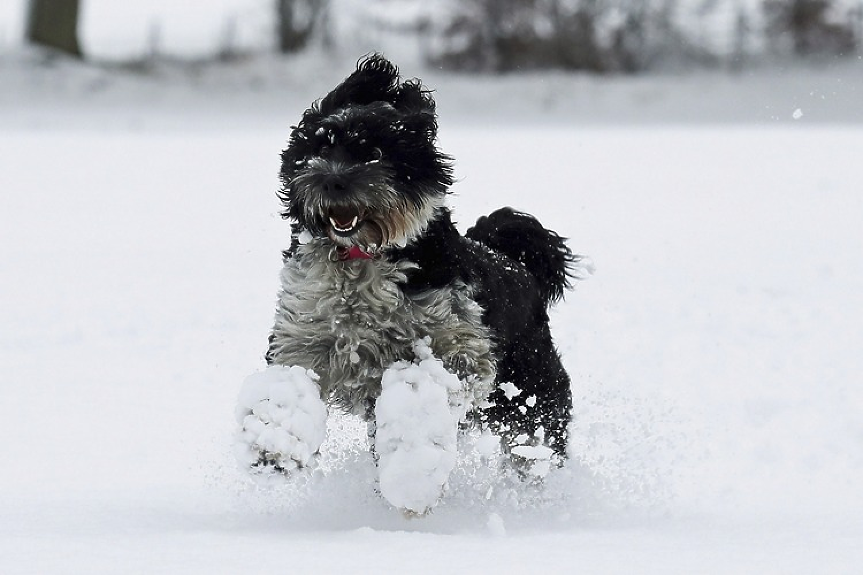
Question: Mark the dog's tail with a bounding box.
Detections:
[466,207,589,306]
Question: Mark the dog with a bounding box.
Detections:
[238,54,584,512]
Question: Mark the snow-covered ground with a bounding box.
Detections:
[1,53,862,573]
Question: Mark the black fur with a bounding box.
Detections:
[391,208,576,456]
[271,54,579,463]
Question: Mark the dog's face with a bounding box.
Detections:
[279,55,453,251]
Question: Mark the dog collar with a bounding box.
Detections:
[337,245,373,261]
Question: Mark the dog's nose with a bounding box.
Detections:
[321,175,348,195]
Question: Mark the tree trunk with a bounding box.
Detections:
[276,0,326,54]
[26,0,82,58]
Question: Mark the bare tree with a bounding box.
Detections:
[551,0,606,72]
[728,3,753,70]
[764,0,857,56]
[429,0,688,73]
[431,0,605,72]
[276,0,329,53]
[26,0,82,58]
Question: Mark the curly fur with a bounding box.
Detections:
[267,238,495,413]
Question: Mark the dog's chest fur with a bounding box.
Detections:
[267,239,495,414]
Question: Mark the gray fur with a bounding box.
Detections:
[267,239,496,415]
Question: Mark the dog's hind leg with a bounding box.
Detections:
[481,336,573,479]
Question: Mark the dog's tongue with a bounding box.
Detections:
[338,245,372,260]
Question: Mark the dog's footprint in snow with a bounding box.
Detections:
[234,365,328,480]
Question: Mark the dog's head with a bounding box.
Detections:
[278,54,453,252]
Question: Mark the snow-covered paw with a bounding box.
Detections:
[374,340,463,514]
[508,428,561,481]
[234,365,327,480]
[511,441,557,480]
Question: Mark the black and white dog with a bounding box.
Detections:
[236,55,584,512]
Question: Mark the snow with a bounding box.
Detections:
[498,380,522,401]
[2,53,863,573]
[486,512,507,537]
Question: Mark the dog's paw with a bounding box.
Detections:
[506,428,562,481]
[234,365,327,480]
[510,442,557,480]
[374,343,462,514]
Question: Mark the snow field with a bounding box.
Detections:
[2,64,863,570]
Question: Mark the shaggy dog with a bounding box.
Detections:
[247,54,583,510]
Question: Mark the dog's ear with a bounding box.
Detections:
[393,78,438,137]
[319,53,401,113]
[394,78,436,116]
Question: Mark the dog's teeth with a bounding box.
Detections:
[329,215,359,232]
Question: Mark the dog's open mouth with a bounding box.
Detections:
[321,204,385,249]
[328,207,363,237]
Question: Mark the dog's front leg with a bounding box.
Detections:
[234,365,328,479]
[419,284,497,406]
[372,339,463,515]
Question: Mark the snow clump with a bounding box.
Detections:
[498,381,521,400]
[234,365,328,480]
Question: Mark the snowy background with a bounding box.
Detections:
[2,2,863,573]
